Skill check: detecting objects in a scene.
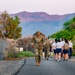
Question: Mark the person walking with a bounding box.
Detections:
[44,38,50,60]
[52,39,57,61]
[68,39,73,58]
[56,39,62,62]
[63,39,69,61]
[31,31,45,66]
[60,38,65,58]
[50,40,53,58]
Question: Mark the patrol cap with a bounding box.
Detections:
[33,31,45,37]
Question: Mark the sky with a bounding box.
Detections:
[0,0,75,15]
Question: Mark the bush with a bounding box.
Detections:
[4,41,18,58]
[72,51,75,56]
[17,51,35,58]
[8,52,18,58]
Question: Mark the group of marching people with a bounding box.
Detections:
[32,31,73,66]
[48,38,73,62]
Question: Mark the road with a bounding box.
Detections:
[18,57,75,75]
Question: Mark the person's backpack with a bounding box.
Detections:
[64,43,69,50]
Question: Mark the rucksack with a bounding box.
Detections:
[64,43,69,50]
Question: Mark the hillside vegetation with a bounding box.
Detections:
[49,16,75,55]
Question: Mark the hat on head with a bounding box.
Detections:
[33,31,45,37]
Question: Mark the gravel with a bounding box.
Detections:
[0,59,25,75]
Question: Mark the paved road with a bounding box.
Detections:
[18,58,75,75]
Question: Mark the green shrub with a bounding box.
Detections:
[72,51,75,56]
[8,53,14,58]
[8,52,19,58]
[17,51,35,58]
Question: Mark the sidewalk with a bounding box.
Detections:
[0,59,25,75]
[69,56,75,62]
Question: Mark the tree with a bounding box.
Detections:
[0,11,22,39]
[17,37,33,51]
[49,16,75,40]
[49,30,70,39]
[0,11,9,38]
[48,16,75,52]
[63,16,75,31]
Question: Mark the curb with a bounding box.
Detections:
[12,59,26,75]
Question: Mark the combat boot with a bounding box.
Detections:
[38,61,41,66]
[35,62,39,66]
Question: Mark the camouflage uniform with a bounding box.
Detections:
[44,39,50,60]
[32,32,45,65]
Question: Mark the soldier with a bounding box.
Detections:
[31,31,45,66]
[44,38,50,60]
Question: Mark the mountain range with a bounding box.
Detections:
[10,11,75,37]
